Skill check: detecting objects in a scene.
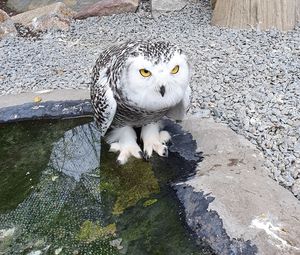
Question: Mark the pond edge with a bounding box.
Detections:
[2,90,299,255]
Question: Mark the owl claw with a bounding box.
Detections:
[161,147,168,157]
[154,144,168,157]
[139,151,145,159]
[116,159,123,165]
[107,126,143,165]
[142,151,151,160]
[143,143,168,159]
[141,124,171,160]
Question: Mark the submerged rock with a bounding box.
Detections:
[11,2,76,32]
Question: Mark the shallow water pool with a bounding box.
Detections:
[0,118,212,255]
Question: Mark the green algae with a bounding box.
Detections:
[143,199,158,207]
[77,221,116,243]
[100,144,160,215]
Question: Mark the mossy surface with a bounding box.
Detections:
[100,143,160,215]
[38,182,119,255]
[77,221,116,242]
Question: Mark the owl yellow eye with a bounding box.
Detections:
[139,69,152,77]
[171,65,179,74]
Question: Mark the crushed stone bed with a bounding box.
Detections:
[0,0,299,196]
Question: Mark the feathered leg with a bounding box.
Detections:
[141,122,171,159]
[106,126,142,165]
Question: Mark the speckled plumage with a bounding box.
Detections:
[90,40,189,136]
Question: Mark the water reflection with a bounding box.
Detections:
[49,122,100,181]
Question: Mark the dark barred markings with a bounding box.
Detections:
[136,41,178,65]
[91,88,108,132]
[90,40,182,134]
[111,102,168,128]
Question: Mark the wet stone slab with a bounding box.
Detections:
[180,117,300,255]
[0,99,93,123]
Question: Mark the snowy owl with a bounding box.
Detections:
[90,40,191,164]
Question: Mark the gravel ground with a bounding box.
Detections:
[0,0,299,196]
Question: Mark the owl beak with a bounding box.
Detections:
[159,86,165,97]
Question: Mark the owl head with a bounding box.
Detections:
[118,41,190,111]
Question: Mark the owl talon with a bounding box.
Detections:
[142,151,151,160]
[162,147,168,157]
[139,151,145,159]
[154,144,168,157]
[116,159,123,165]
[141,123,170,159]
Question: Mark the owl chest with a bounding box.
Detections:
[111,103,168,128]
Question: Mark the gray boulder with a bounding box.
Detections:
[11,2,76,32]
[75,0,139,19]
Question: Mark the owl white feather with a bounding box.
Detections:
[90,41,191,164]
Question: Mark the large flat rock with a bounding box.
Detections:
[178,116,300,255]
[75,0,139,19]
[11,2,76,31]
[151,0,190,19]
[6,0,100,12]
[151,0,189,12]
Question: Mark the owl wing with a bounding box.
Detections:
[166,86,191,121]
[91,64,117,137]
